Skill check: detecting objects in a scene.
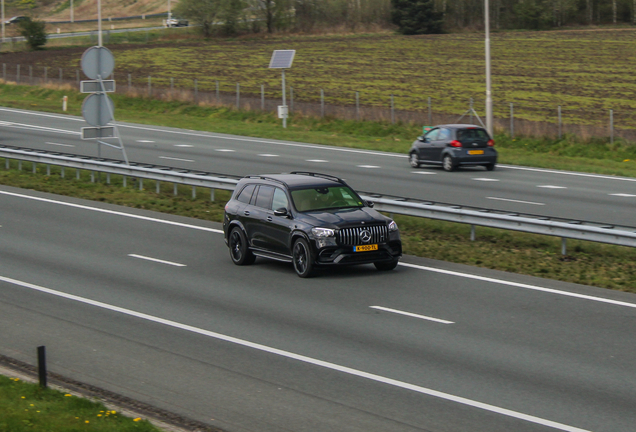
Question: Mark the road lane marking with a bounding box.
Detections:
[306,159,328,163]
[215,149,235,152]
[357,165,380,169]
[473,178,499,182]
[487,197,545,206]
[398,262,636,310]
[411,171,436,175]
[158,156,195,163]
[537,185,567,189]
[610,193,636,197]
[0,190,224,234]
[128,254,186,267]
[499,164,636,182]
[45,142,75,147]
[174,145,193,148]
[258,154,279,157]
[136,140,155,143]
[4,190,636,312]
[370,306,454,324]
[0,121,78,135]
[0,274,592,432]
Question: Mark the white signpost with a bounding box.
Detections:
[269,50,295,129]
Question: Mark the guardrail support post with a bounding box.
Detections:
[106,173,110,184]
[91,171,95,182]
[123,176,127,187]
[156,181,160,194]
[5,158,9,170]
[76,169,80,180]
[561,238,567,256]
[139,178,143,190]
[470,225,476,241]
[18,161,22,171]
[32,163,36,174]
[61,167,65,178]
[210,189,215,201]
[46,165,50,176]
[37,346,47,388]
[192,186,196,199]
[173,183,177,196]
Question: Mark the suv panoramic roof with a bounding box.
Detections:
[243,172,347,188]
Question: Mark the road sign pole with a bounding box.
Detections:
[282,69,287,129]
[97,0,103,47]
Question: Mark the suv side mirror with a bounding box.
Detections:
[274,208,290,218]
[364,200,374,208]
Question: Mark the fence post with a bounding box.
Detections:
[236,82,240,109]
[390,94,395,124]
[59,68,63,83]
[321,89,325,118]
[29,66,32,84]
[148,76,152,96]
[194,79,198,103]
[170,77,174,92]
[76,69,80,85]
[610,109,614,144]
[469,97,473,124]
[427,96,432,125]
[561,238,567,256]
[16,64,20,83]
[216,80,220,103]
[510,102,514,138]
[261,84,264,110]
[44,66,47,82]
[290,87,294,113]
[558,105,562,139]
[355,91,360,121]
[2,63,5,81]
[128,74,131,92]
[37,346,47,388]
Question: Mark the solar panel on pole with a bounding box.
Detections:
[269,50,296,129]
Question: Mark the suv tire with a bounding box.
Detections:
[409,152,420,168]
[292,238,315,278]
[374,260,399,271]
[229,227,255,265]
[443,155,457,172]
[485,163,496,171]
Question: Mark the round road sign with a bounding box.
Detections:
[82,93,114,126]
[81,46,115,80]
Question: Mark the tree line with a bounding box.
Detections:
[173,0,636,37]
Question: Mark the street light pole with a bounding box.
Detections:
[2,0,5,42]
[485,0,493,135]
[97,0,102,46]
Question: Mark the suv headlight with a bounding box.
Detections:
[312,227,335,237]
[388,221,398,232]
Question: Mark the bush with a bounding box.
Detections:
[391,0,444,35]
[18,18,47,50]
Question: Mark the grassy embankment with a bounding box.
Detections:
[0,375,161,432]
[1,83,636,292]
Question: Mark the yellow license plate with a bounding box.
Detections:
[354,244,378,252]
[468,150,484,155]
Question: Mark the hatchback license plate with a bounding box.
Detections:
[354,244,378,252]
[468,150,484,155]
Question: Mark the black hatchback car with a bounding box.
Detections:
[223,172,402,277]
[408,124,497,171]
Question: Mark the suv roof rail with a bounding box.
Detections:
[244,175,289,187]
[289,171,345,184]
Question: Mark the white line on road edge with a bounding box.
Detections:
[0,191,224,234]
[398,262,636,309]
[499,164,636,182]
[45,142,75,147]
[370,306,454,324]
[487,196,545,206]
[128,254,186,267]
[3,190,636,311]
[0,274,591,432]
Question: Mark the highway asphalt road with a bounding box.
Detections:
[1,185,636,432]
[1,106,635,227]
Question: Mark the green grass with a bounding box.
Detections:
[0,375,160,432]
[6,29,636,129]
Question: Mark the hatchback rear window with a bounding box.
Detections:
[457,128,489,140]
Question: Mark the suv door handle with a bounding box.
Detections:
[267,216,273,222]
[244,210,250,216]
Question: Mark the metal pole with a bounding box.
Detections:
[170,77,174,92]
[610,109,614,144]
[558,105,562,139]
[282,70,287,128]
[97,0,103,47]
[236,82,240,109]
[485,0,493,136]
[561,238,567,256]
[390,94,395,124]
[16,64,19,83]
[321,89,325,118]
[1,0,5,42]
[148,75,151,96]
[261,84,264,110]
[128,73,131,91]
[470,97,473,124]
[216,80,219,103]
[356,91,360,121]
[290,87,294,113]
[510,102,514,138]
[37,346,47,388]
[427,96,432,125]
[194,79,198,103]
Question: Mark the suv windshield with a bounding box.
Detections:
[291,186,363,212]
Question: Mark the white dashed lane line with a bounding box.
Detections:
[258,154,279,157]
[537,185,567,189]
[370,306,454,325]
[306,159,329,163]
[136,140,155,143]
[128,254,186,267]
[411,171,436,175]
[487,197,545,206]
[215,149,235,152]
[610,193,636,197]
[473,178,499,182]
[174,144,194,148]
[159,156,195,163]
[45,142,75,148]
[357,165,381,169]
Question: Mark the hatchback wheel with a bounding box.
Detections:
[229,227,255,265]
[409,152,420,168]
[443,155,457,172]
[293,238,315,278]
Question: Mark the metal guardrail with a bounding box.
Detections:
[2,145,635,252]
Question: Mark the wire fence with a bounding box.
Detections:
[2,62,635,142]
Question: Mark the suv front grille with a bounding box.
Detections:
[337,225,388,246]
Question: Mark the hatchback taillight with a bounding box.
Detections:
[487,139,495,147]
[450,140,462,147]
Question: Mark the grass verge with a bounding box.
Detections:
[0,375,160,432]
[1,163,635,293]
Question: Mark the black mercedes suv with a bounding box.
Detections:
[223,172,402,277]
